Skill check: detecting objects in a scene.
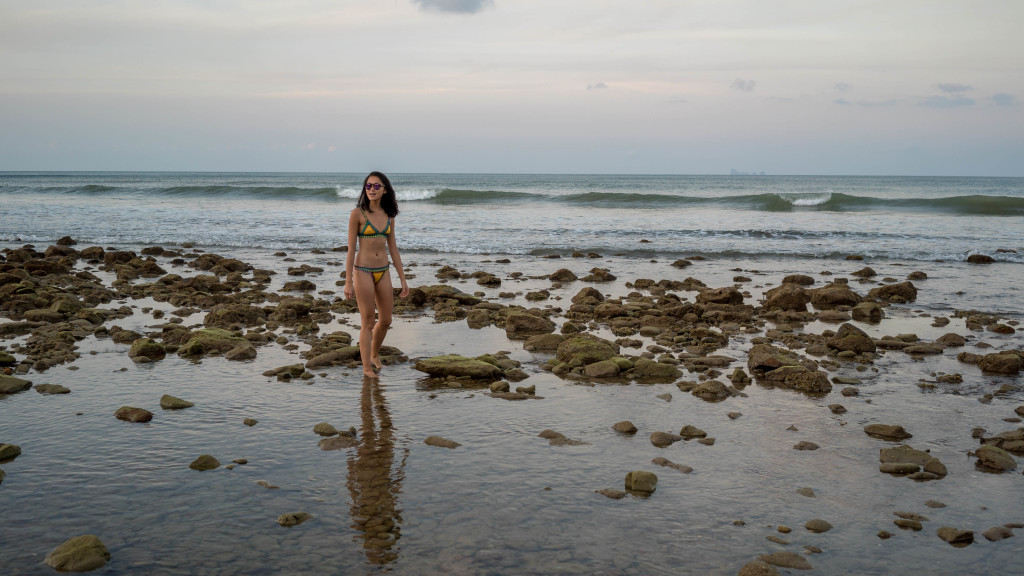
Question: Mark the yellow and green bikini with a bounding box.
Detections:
[354,209,393,284]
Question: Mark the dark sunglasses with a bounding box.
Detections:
[364,182,384,191]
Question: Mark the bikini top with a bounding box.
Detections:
[358,209,392,238]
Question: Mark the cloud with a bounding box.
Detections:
[919,95,975,108]
[991,93,1016,106]
[587,82,608,91]
[936,82,972,93]
[412,0,494,14]
[730,79,756,92]
[835,83,852,92]
[833,98,900,107]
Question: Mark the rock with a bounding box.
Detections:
[980,428,1024,453]
[523,333,565,351]
[115,406,153,423]
[504,312,556,339]
[0,443,22,462]
[424,436,461,449]
[761,284,809,311]
[966,254,995,264]
[796,487,815,497]
[895,519,923,531]
[679,425,707,439]
[794,441,819,451]
[612,421,638,434]
[313,422,338,436]
[278,512,313,527]
[43,534,110,572]
[809,281,862,309]
[937,526,974,547]
[691,380,730,402]
[758,551,812,570]
[805,519,833,533]
[159,394,194,409]
[555,334,619,368]
[976,445,1017,471]
[738,561,781,576]
[650,431,681,448]
[549,268,578,282]
[869,281,918,303]
[256,480,279,489]
[978,353,1022,375]
[318,435,358,450]
[584,359,621,378]
[413,355,502,379]
[879,445,932,465]
[305,347,361,368]
[243,418,258,426]
[189,454,220,471]
[696,286,744,305]
[937,333,966,347]
[624,470,658,494]
[982,526,1014,541]
[925,500,946,508]
[0,374,33,395]
[651,457,692,473]
[827,323,876,353]
[880,463,921,475]
[829,404,847,414]
[595,488,626,499]
[631,358,682,382]
[864,424,912,441]
[34,383,71,394]
[176,328,255,361]
[851,301,883,322]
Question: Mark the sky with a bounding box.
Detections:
[1,0,1022,176]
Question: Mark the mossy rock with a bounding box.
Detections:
[413,355,503,379]
[631,358,682,382]
[129,337,167,360]
[555,334,619,368]
[44,534,110,572]
[177,328,255,360]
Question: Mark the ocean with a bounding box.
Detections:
[2,172,1022,262]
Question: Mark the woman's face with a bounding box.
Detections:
[364,175,386,202]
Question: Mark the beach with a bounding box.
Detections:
[2,231,1023,575]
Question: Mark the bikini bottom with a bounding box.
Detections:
[354,263,390,284]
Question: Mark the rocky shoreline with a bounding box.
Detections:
[2,238,1023,574]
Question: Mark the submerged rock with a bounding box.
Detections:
[0,374,33,395]
[864,424,912,441]
[115,406,153,423]
[189,454,220,471]
[278,512,313,527]
[159,394,194,409]
[624,470,658,494]
[424,435,461,449]
[43,534,110,572]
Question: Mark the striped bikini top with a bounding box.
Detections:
[358,209,392,238]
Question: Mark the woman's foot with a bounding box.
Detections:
[370,357,383,373]
[363,370,379,379]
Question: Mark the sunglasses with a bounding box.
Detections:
[364,182,384,191]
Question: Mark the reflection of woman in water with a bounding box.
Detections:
[344,171,410,379]
[347,376,407,564]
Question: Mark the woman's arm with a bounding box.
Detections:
[387,217,409,298]
[344,208,360,299]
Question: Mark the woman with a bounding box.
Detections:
[344,171,409,378]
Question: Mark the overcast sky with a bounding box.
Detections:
[1,0,1021,175]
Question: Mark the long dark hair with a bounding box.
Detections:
[358,171,399,217]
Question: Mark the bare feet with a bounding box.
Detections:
[363,370,379,379]
[370,357,383,373]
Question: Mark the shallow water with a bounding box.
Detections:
[1,245,1023,575]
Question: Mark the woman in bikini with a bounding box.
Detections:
[344,171,409,378]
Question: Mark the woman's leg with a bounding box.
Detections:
[369,273,395,370]
[353,269,379,378]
